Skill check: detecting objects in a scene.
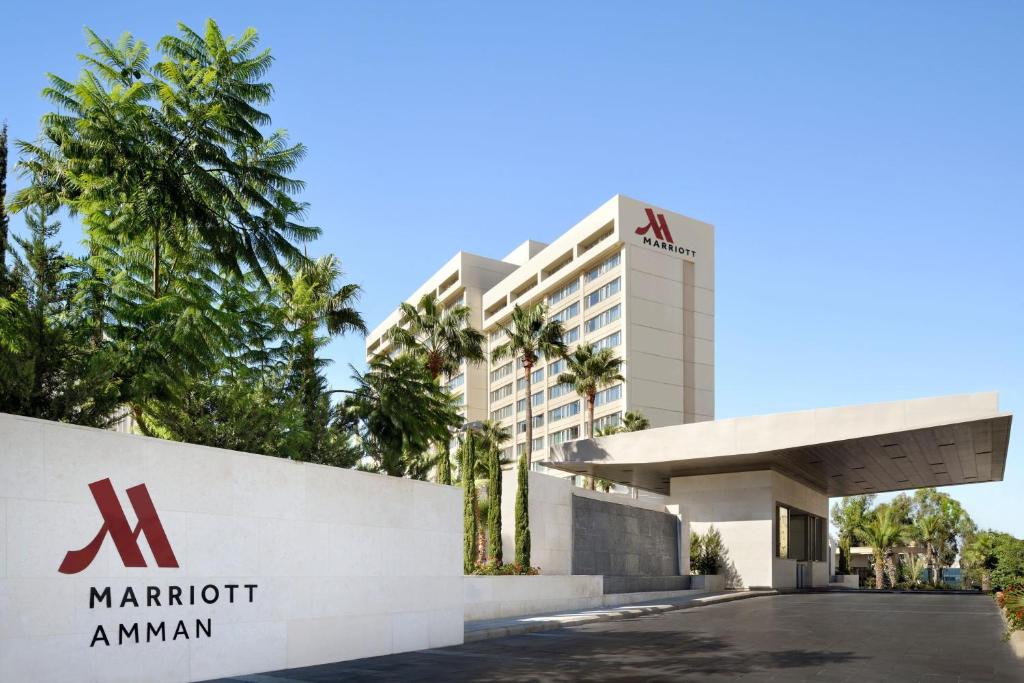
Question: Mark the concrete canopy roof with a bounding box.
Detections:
[542,393,1012,497]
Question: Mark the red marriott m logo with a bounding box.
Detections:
[635,208,674,244]
[59,478,179,574]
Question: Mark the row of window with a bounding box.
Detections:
[446,373,464,391]
[585,252,620,283]
[490,383,623,420]
[491,362,513,382]
[591,330,621,352]
[585,277,620,308]
[549,400,580,423]
[551,301,579,324]
[547,279,579,307]
[584,304,620,334]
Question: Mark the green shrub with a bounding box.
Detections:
[690,526,724,575]
[470,561,540,576]
[997,582,1024,634]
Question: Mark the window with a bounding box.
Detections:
[593,411,622,432]
[547,279,579,306]
[585,277,620,308]
[490,383,512,402]
[447,373,464,391]
[549,382,574,400]
[594,384,622,406]
[517,369,543,391]
[516,438,544,455]
[517,415,544,433]
[491,362,513,382]
[776,504,827,562]
[516,392,544,412]
[551,301,579,324]
[489,328,507,344]
[591,331,621,351]
[550,425,581,445]
[585,304,621,334]
[548,358,566,376]
[452,393,464,406]
[563,326,580,344]
[585,252,621,283]
[549,400,581,423]
[491,404,513,421]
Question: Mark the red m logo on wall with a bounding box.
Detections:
[58,478,179,574]
[635,208,674,244]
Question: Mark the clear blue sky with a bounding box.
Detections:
[4,2,1022,535]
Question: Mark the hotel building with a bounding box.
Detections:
[365,195,715,470]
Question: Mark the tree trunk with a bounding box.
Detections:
[884,552,898,588]
[523,358,533,468]
[874,557,884,589]
[981,572,991,592]
[587,393,595,438]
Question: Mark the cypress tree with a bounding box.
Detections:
[514,453,530,568]
[462,437,478,573]
[487,442,502,564]
[437,439,452,485]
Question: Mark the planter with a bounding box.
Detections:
[690,574,726,592]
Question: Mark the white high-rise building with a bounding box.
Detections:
[364,195,715,470]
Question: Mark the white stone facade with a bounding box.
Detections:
[0,413,463,683]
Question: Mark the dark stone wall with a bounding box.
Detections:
[571,494,679,577]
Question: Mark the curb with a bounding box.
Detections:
[464,590,778,643]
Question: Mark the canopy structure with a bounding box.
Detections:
[543,393,1012,496]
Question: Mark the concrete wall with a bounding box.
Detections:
[571,495,679,577]
[500,470,573,574]
[464,575,603,621]
[499,470,674,576]
[670,470,828,589]
[0,414,463,683]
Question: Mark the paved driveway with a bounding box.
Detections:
[215,593,1023,682]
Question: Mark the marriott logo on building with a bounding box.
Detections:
[635,208,696,258]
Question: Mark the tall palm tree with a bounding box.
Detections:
[491,303,566,468]
[389,291,485,382]
[492,303,564,570]
[557,345,624,440]
[857,506,906,589]
[622,410,650,432]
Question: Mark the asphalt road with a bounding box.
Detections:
[213,592,1024,682]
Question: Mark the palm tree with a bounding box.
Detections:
[907,554,928,587]
[622,410,650,432]
[389,291,485,382]
[276,255,365,461]
[557,345,624,440]
[343,354,461,478]
[912,514,942,585]
[857,506,906,589]
[491,303,565,570]
[491,303,566,468]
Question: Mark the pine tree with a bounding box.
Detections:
[463,436,478,573]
